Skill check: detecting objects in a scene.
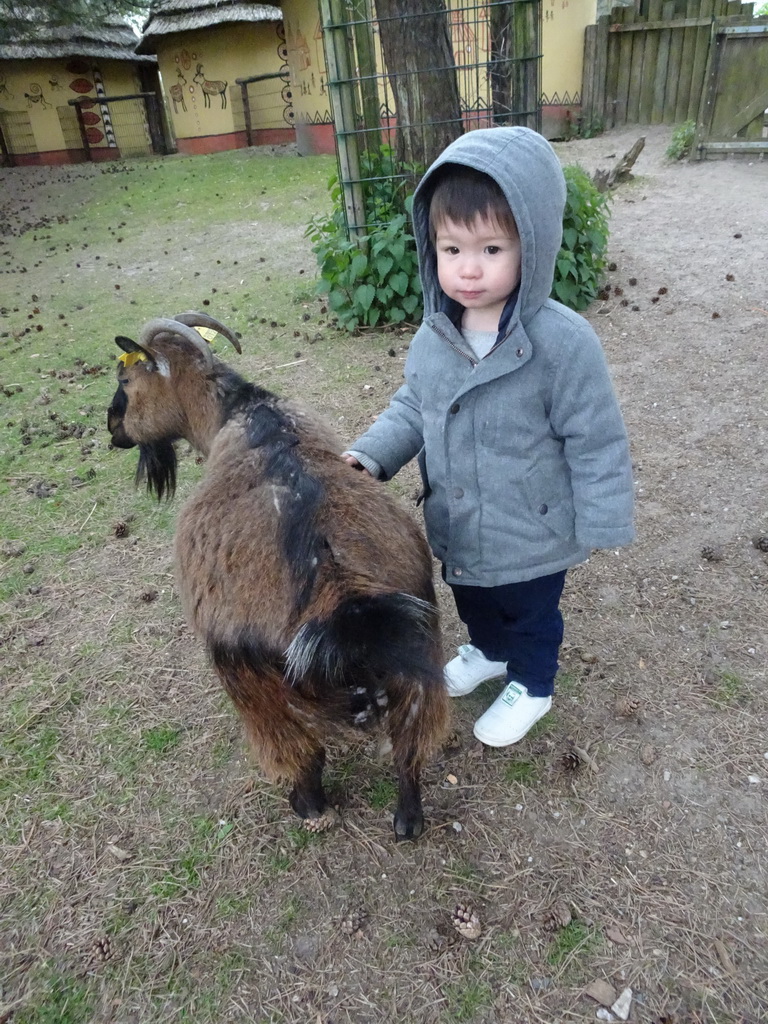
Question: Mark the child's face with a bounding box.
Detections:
[435,213,521,332]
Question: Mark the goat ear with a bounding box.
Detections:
[115,335,142,353]
[115,336,156,367]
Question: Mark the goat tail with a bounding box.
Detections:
[285,592,450,760]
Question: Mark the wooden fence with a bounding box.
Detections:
[582,0,757,128]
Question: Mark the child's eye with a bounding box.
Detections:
[445,246,460,255]
[486,245,501,255]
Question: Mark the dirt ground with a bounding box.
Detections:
[1,126,767,1024]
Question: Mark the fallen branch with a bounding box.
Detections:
[592,136,646,191]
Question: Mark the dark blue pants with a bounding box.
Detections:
[448,570,567,698]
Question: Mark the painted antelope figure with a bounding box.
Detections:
[192,63,228,109]
[107,312,449,840]
[169,68,187,114]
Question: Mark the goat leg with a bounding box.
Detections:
[288,747,330,821]
[393,763,424,841]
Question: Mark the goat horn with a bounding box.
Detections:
[173,311,242,354]
[138,317,214,369]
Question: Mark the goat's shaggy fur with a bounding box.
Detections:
[107,313,449,839]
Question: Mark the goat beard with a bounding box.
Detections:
[136,440,177,500]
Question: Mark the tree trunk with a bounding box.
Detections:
[489,0,539,129]
[375,0,462,170]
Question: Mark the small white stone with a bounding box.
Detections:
[452,821,463,832]
[663,770,671,781]
[747,775,761,785]
[611,987,633,1021]
[596,1010,616,1021]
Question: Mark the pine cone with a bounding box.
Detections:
[559,749,583,776]
[752,535,768,553]
[91,935,114,962]
[543,899,572,931]
[640,744,656,766]
[451,902,482,940]
[700,545,724,562]
[339,906,367,936]
[615,695,642,718]
[112,521,128,538]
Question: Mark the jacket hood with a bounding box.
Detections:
[412,127,566,331]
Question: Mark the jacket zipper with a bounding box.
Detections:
[432,323,477,367]
[433,321,517,364]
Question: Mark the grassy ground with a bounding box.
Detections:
[1,137,766,1024]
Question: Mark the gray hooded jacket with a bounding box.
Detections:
[349,127,635,586]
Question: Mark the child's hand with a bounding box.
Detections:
[343,455,373,477]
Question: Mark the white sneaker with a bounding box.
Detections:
[473,681,552,747]
[444,644,508,697]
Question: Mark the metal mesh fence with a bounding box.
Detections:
[320,0,541,235]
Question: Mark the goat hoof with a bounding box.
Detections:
[393,811,423,842]
[302,807,339,833]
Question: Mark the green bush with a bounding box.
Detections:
[551,164,611,311]
[666,119,696,160]
[308,154,611,330]
[305,145,424,331]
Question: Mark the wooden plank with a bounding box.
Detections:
[594,15,610,124]
[699,139,768,151]
[664,5,686,120]
[675,0,700,120]
[689,0,715,121]
[616,3,636,124]
[582,23,598,124]
[652,1,675,121]
[604,7,624,128]
[725,0,741,11]
[640,0,664,122]
[627,5,647,123]
[609,16,714,30]
[693,16,722,156]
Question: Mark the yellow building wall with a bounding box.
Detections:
[0,58,142,157]
[542,0,597,105]
[283,0,331,127]
[155,21,288,141]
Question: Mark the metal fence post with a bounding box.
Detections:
[320,0,367,239]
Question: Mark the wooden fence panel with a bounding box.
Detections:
[585,0,758,128]
[694,20,768,156]
[653,0,675,121]
[639,0,663,122]
[689,0,715,120]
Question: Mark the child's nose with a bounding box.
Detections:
[460,257,481,278]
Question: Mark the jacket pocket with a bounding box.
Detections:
[523,463,575,540]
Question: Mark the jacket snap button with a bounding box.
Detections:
[450,403,460,414]
[453,487,464,499]
[539,503,548,515]
[516,348,524,357]
[452,567,462,577]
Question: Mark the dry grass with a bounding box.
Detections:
[1,129,767,1023]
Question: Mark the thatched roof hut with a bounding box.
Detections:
[0,7,155,62]
[137,1,283,55]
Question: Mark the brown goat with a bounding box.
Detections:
[107,312,449,839]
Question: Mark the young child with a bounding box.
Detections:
[344,127,635,747]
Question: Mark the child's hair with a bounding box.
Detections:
[428,164,518,243]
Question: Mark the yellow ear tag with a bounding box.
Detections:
[118,350,149,367]
[194,327,218,342]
